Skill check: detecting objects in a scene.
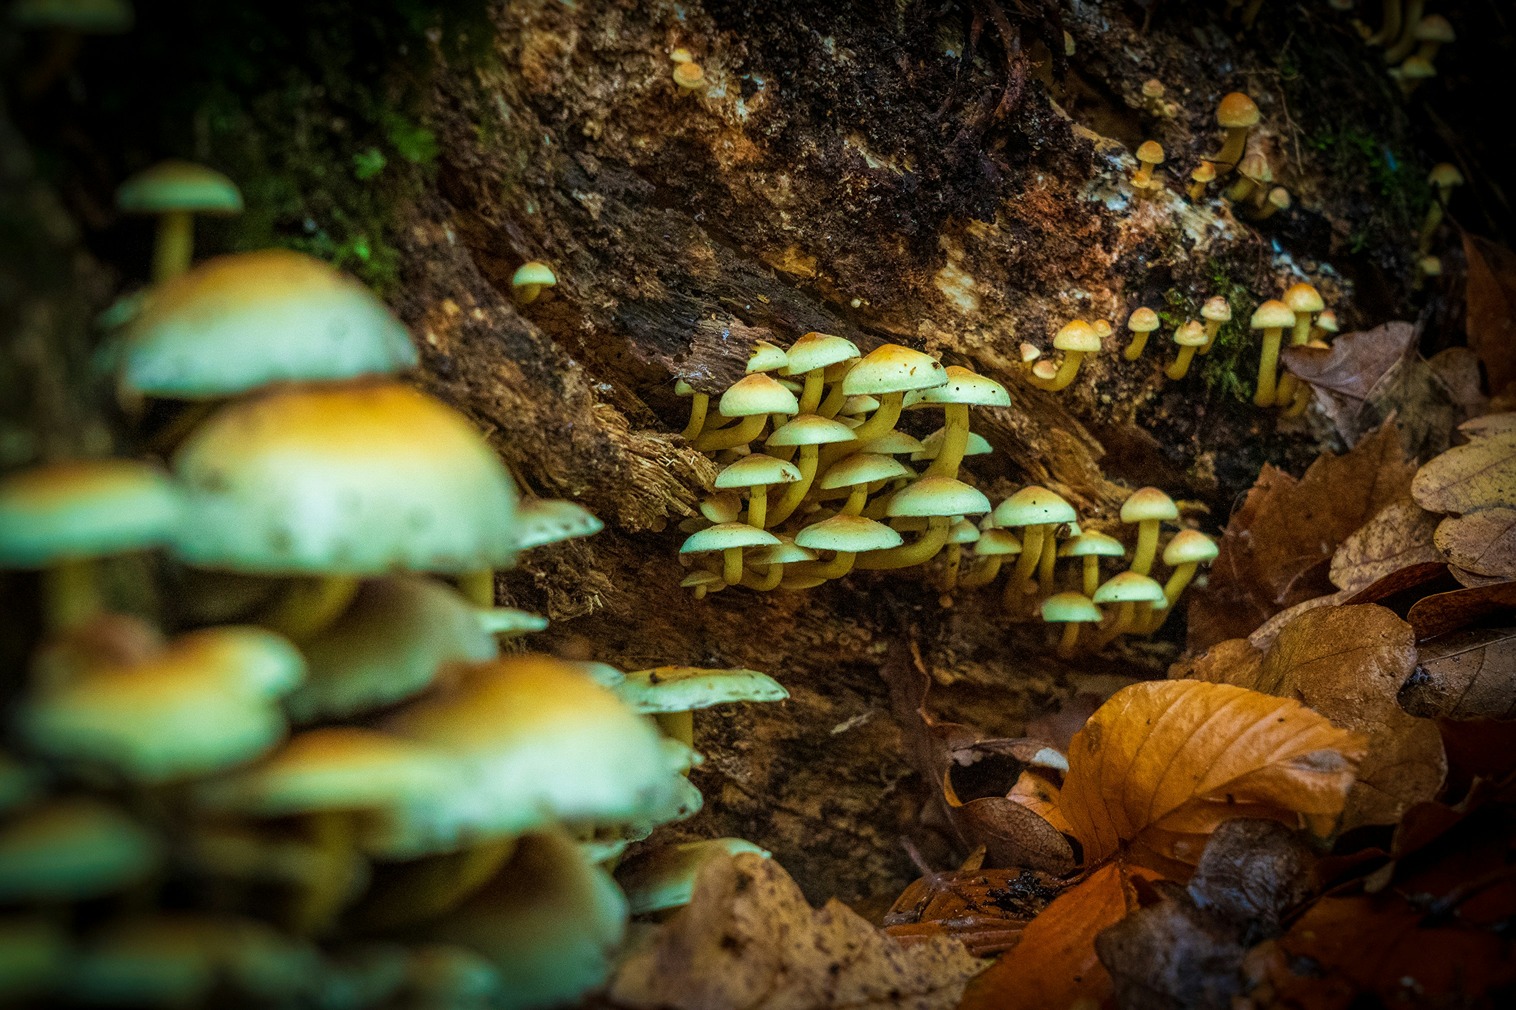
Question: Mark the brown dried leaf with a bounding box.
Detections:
[1189,423,1415,650]
[958,861,1154,1010]
[1057,680,1366,869]
[1400,627,1516,720]
[1407,581,1516,639]
[1411,427,1516,515]
[1096,894,1244,1010]
[1280,321,1415,404]
[1427,347,1489,416]
[1185,819,1316,930]
[943,770,1075,874]
[1168,637,1263,686]
[609,853,981,1010]
[1463,232,1516,394]
[1329,498,1442,593]
[1433,507,1516,578]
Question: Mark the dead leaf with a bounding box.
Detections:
[1168,637,1264,686]
[1463,232,1516,394]
[1189,423,1415,650]
[1233,605,1445,829]
[882,864,1059,957]
[1280,322,1416,439]
[943,769,1075,874]
[609,853,982,1010]
[1427,347,1489,416]
[1452,565,1512,587]
[1460,412,1516,437]
[1185,819,1315,930]
[1056,680,1366,870]
[1357,352,1469,460]
[1095,893,1244,1010]
[1406,581,1516,639]
[958,862,1154,1010]
[1329,498,1442,593]
[1400,627,1516,719]
[1023,694,1102,754]
[1433,507,1516,579]
[1411,427,1516,515]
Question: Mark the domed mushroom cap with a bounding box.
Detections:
[11,0,133,32]
[1201,297,1232,322]
[841,344,947,395]
[819,453,911,489]
[1127,308,1160,333]
[1173,321,1207,347]
[1162,529,1219,566]
[841,394,880,415]
[973,529,1022,556]
[286,577,500,723]
[856,431,926,456]
[679,522,779,554]
[713,454,802,490]
[992,486,1077,527]
[172,382,521,575]
[745,341,789,374]
[115,161,243,215]
[905,366,1010,407]
[1427,162,1464,188]
[1041,592,1102,624]
[122,250,418,399]
[1216,92,1260,128]
[0,459,179,567]
[765,415,856,448]
[1191,162,1216,184]
[1059,530,1126,558]
[716,374,798,418]
[886,476,991,518]
[1136,141,1165,165]
[1314,310,1339,335]
[781,332,859,374]
[195,727,457,816]
[914,428,992,461]
[1415,15,1455,44]
[511,261,557,290]
[794,515,902,553]
[616,838,771,916]
[748,538,816,566]
[1120,486,1179,523]
[1052,320,1102,353]
[1092,571,1165,604]
[699,493,742,525]
[1250,300,1296,330]
[948,519,981,544]
[514,499,603,552]
[615,666,787,714]
[18,625,303,783]
[0,800,160,903]
[1282,283,1324,315]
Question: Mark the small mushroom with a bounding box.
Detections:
[615,665,787,746]
[1165,321,1208,381]
[1188,161,1216,201]
[1042,593,1102,659]
[781,332,860,414]
[1143,530,1219,632]
[1411,14,1455,64]
[792,514,902,581]
[741,538,817,591]
[902,366,1010,479]
[957,528,1022,589]
[1123,308,1160,361]
[680,570,724,600]
[1199,296,1232,355]
[674,380,710,441]
[1132,141,1165,194]
[1092,571,1166,644]
[854,477,990,571]
[1419,163,1464,254]
[818,452,912,516]
[1248,185,1291,221]
[0,799,159,904]
[115,161,243,282]
[1390,54,1436,95]
[1058,530,1126,597]
[694,373,799,452]
[1310,309,1339,343]
[714,453,802,530]
[840,344,948,443]
[1140,79,1166,117]
[1274,283,1325,406]
[1027,320,1102,392]
[940,519,981,592]
[1212,93,1261,174]
[762,415,855,526]
[510,261,557,305]
[1120,486,1179,576]
[991,486,1077,602]
[672,60,705,92]
[679,522,779,586]
[1250,300,1296,407]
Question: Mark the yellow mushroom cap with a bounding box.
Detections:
[511,262,557,290]
[115,161,243,215]
[0,459,179,567]
[841,394,881,414]
[1418,255,1444,277]
[1092,571,1165,604]
[1250,300,1296,330]
[615,666,788,713]
[819,452,911,489]
[1191,162,1216,184]
[1041,592,1102,624]
[745,341,789,374]
[974,529,1022,556]
[914,428,991,461]
[680,570,723,590]
[679,522,780,554]
[713,454,802,490]
[841,344,948,395]
[1201,297,1233,322]
[669,47,694,63]
[1264,187,1291,213]
[1127,308,1160,333]
[1173,321,1207,347]
[672,62,705,89]
[1216,92,1260,129]
[766,414,856,448]
[1141,79,1164,100]
[1092,320,1114,339]
[993,486,1077,527]
[1427,162,1464,188]
[1059,530,1126,558]
[948,519,980,545]
[0,799,160,904]
[1030,360,1060,382]
[749,539,816,566]
[1052,319,1102,353]
[1283,283,1324,315]
[781,332,860,374]
[1236,151,1272,185]
[1136,141,1165,165]
[1162,529,1219,566]
[716,373,799,417]
[794,514,902,553]
[1120,486,1179,523]
[906,365,1010,407]
[886,476,991,518]
[1314,310,1339,334]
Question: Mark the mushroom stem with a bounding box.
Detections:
[655,710,695,747]
[289,810,358,935]
[924,404,971,478]
[261,575,361,642]
[153,210,196,283]
[42,558,102,633]
[1283,383,1312,418]
[765,448,819,528]
[1200,320,1222,355]
[853,518,950,570]
[1165,345,1199,381]
[1274,314,1315,406]
[1383,0,1424,62]
[959,554,1004,589]
[679,392,709,441]
[695,413,766,452]
[794,551,857,581]
[1097,602,1138,647]
[747,489,769,530]
[1056,622,1082,659]
[942,543,962,591]
[740,564,786,591]
[457,569,495,609]
[1367,0,1403,46]
[1037,533,1058,596]
[1145,562,1201,632]
[1132,520,1162,576]
[1027,352,1086,392]
[817,381,849,419]
[1132,164,1156,188]
[1253,327,1285,407]
[847,391,906,443]
[1008,524,1047,598]
[721,547,746,586]
[798,370,828,414]
[1418,202,1445,256]
[840,485,869,516]
[1081,555,1100,598]
[1123,332,1152,361]
[1213,128,1250,175]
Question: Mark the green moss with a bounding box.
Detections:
[1195,262,1258,405]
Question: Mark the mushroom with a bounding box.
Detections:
[1390,54,1436,95]
[957,529,1022,588]
[839,343,948,443]
[115,161,243,282]
[1412,14,1455,64]
[1058,531,1126,597]
[672,60,705,91]
[1164,321,1208,380]
[1123,308,1160,361]
[613,665,787,746]
[903,366,1010,479]
[1188,161,1216,201]
[1383,0,1427,62]
[762,415,855,526]
[514,498,604,552]
[854,477,990,570]
[1132,141,1165,195]
[510,261,557,305]
[1248,186,1291,221]
[991,486,1077,601]
[1120,486,1179,576]
[1225,150,1272,204]
[0,459,180,631]
[940,519,981,592]
[817,452,912,516]
[858,430,927,457]
[1249,300,1296,407]
[1140,79,1166,117]
[713,453,802,530]
[1274,283,1325,406]
[0,799,159,904]
[781,332,860,414]
[1092,571,1166,643]
[694,373,799,452]
[792,514,903,580]
[1199,296,1232,355]
[1419,163,1464,254]
[1027,319,1102,392]
[680,570,724,599]
[741,538,817,591]
[1042,593,1103,659]
[1212,93,1261,174]
[679,521,779,586]
[675,380,710,441]
[616,838,771,917]
[1143,530,1219,632]
[1310,309,1339,343]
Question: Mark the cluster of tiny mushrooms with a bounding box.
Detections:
[0,155,783,1009]
[675,337,1218,658]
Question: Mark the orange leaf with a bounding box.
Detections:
[1463,233,1516,395]
[1056,680,1367,868]
[958,861,1154,1010]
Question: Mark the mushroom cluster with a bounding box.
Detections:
[1249,280,1332,415]
[677,336,1011,594]
[0,176,784,1007]
[1347,4,1457,95]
